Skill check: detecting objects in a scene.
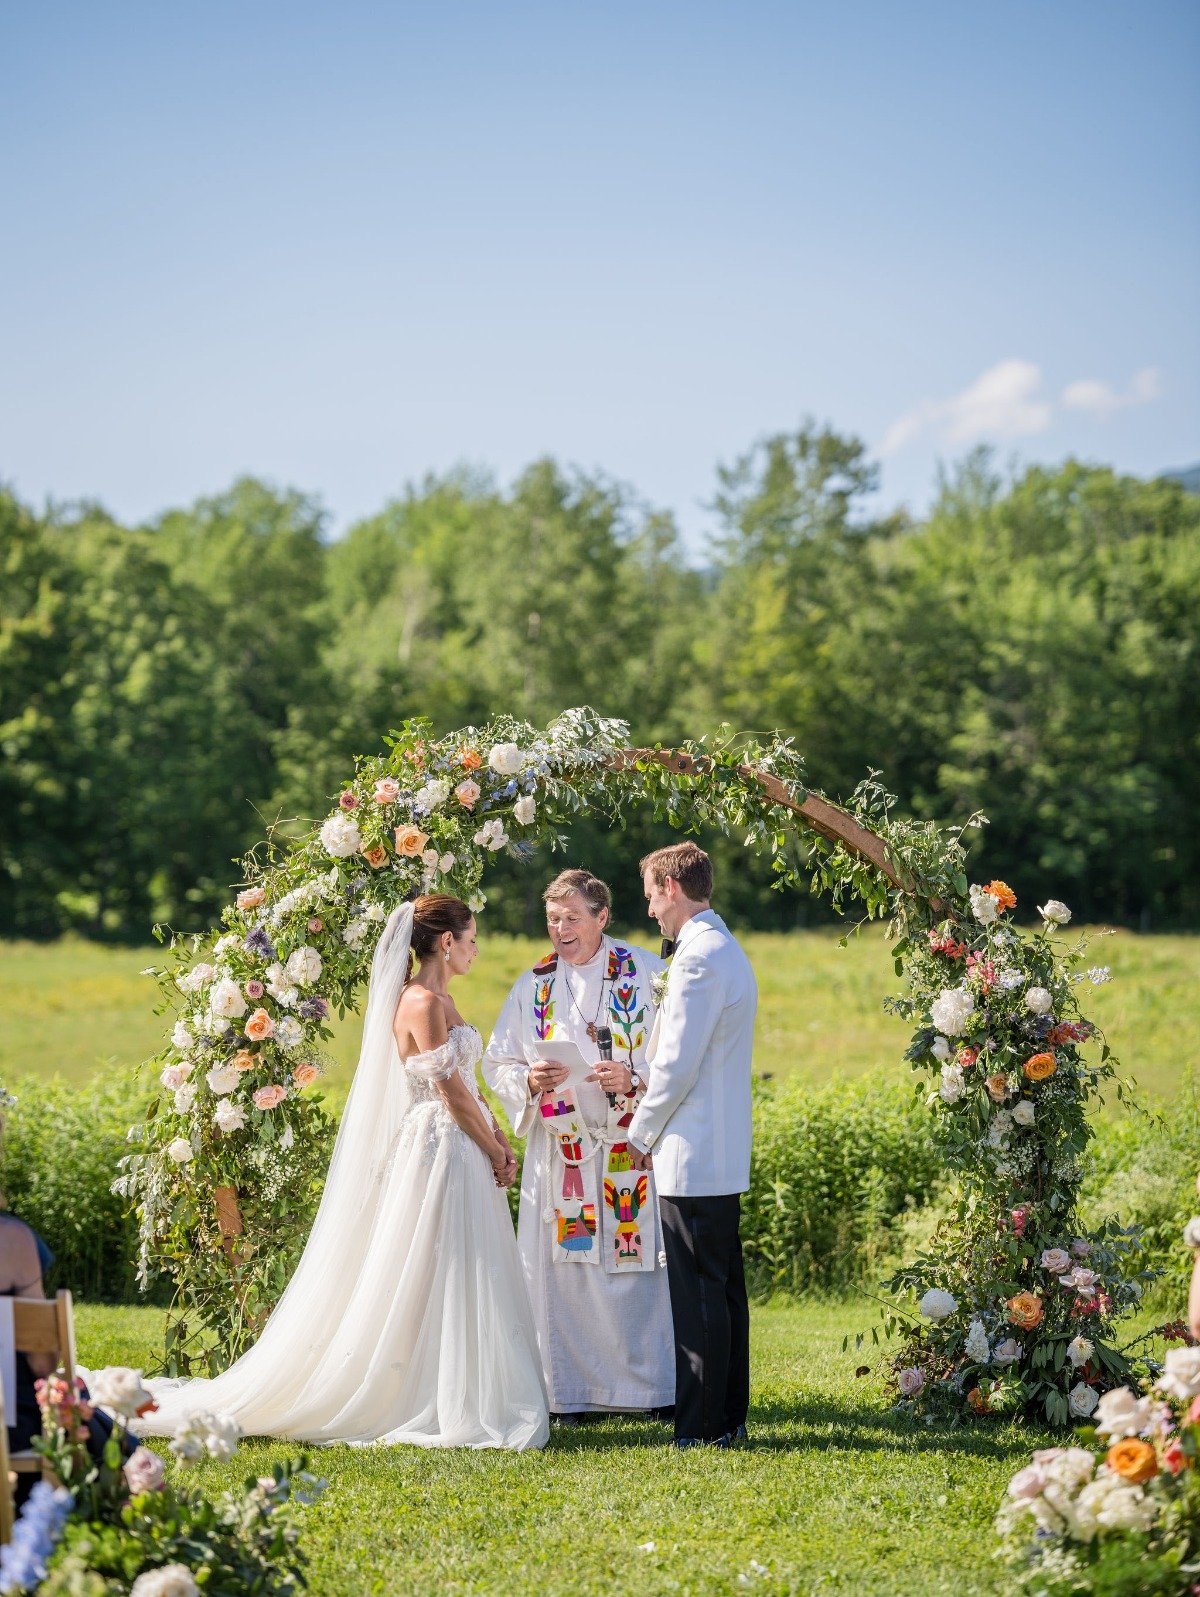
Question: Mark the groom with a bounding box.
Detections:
[626,842,757,1449]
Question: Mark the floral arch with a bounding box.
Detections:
[121,709,1140,1422]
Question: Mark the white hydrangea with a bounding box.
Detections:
[205,1063,241,1096]
[214,1098,246,1135]
[513,794,537,825]
[209,977,247,1020]
[170,1409,241,1466]
[343,918,369,951]
[919,1288,957,1321]
[319,813,363,858]
[930,1035,952,1062]
[938,1065,966,1104]
[997,967,1023,990]
[969,884,1001,925]
[276,1016,304,1050]
[173,1085,197,1115]
[1024,986,1053,1015]
[212,933,239,955]
[964,1319,990,1364]
[413,778,451,815]
[167,1137,194,1165]
[1039,899,1072,926]
[488,742,523,775]
[930,986,974,1037]
[129,1562,200,1597]
[285,946,322,987]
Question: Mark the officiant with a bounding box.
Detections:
[484,868,674,1420]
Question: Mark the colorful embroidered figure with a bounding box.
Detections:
[606,1141,633,1173]
[608,971,645,1057]
[556,1205,597,1253]
[604,1175,648,1265]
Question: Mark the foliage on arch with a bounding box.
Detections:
[119,708,1142,1425]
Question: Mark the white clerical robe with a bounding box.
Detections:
[484,935,674,1413]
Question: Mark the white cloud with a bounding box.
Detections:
[1061,366,1162,418]
[882,360,1163,457]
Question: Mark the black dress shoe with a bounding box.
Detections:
[723,1423,749,1447]
[551,1412,584,1427]
[672,1433,729,1450]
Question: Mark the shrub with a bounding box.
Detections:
[742,1072,943,1294]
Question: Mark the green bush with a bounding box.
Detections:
[1,1069,160,1303]
[742,1072,943,1294]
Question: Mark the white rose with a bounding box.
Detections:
[160,1063,192,1091]
[214,1098,246,1135]
[473,818,508,851]
[488,742,523,775]
[167,1137,194,1165]
[171,1021,194,1051]
[1184,1217,1200,1250]
[919,1288,957,1322]
[1040,1247,1071,1274]
[285,946,322,987]
[993,1338,1023,1367]
[1039,899,1072,926]
[173,1085,196,1114]
[1024,987,1053,1015]
[1068,1382,1099,1418]
[938,1065,965,1104]
[897,1366,925,1397]
[176,962,215,995]
[467,892,486,914]
[276,1016,304,1050]
[1092,1478,1157,1533]
[1012,1099,1036,1127]
[205,1063,241,1096]
[513,794,537,825]
[208,977,247,1020]
[319,813,363,858]
[439,852,456,873]
[1066,1336,1094,1369]
[930,987,974,1037]
[931,1034,952,1062]
[130,1563,200,1597]
[343,918,368,950]
[1157,1347,1200,1402]
[969,885,1001,925]
[964,1319,990,1363]
[90,1365,155,1420]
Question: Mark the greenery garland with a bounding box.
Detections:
[120,707,1140,1422]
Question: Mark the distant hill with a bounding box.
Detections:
[1162,463,1200,493]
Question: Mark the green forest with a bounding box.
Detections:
[3,424,1198,941]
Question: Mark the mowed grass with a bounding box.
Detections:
[6,927,1197,1106]
[77,1297,1057,1597]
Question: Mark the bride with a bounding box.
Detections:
[142,895,549,1451]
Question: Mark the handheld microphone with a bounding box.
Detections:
[595,1026,613,1062]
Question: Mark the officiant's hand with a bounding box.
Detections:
[528,1062,569,1095]
[586,1061,633,1094]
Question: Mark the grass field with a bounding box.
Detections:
[75,1296,1091,1597]
[6,927,1198,1105]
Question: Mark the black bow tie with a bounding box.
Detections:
[660,938,676,959]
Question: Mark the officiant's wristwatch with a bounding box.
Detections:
[628,1068,642,1092]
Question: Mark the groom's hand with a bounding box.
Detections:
[628,1143,652,1171]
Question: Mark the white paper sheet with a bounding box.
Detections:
[531,1037,597,1089]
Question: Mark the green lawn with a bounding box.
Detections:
[75,1297,1067,1597]
[7,927,1198,1105]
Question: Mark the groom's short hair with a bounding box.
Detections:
[640,842,713,903]
[543,868,612,916]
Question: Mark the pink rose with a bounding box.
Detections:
[123,1446,166,1494]
[1164,1437,1187,1474]
[307,916,324,934]
[236,887,266,910]
[292,1062,320,1087]
[253,1084,287,1111]
[1007,1463,1047,1501]
[897,1366,925,1397]
[338,790,359,811]
[244,979,264,1000]
[245,1008,275,1041]
[454,779,481,810]
[373,778,400,804]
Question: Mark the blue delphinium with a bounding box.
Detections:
[0,1481,73,1593]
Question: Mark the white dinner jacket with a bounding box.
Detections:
[627,909,756,1198]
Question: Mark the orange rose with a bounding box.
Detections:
[966,1386,990,1415]
[236,886,266,910]
[1007,1291,1044,1330]
[232,1049,257,1072]
[245,1008,274,1042]
[362,843,389,869]
[292,1062,320,1088]
[985,879,1016,910]
[394,824,430,857]
[1023,1052,1057,1082]
[1106,1438,1158,1484]
[985,1073,1010,1103]
[460,748,482,771]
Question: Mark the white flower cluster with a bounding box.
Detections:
[473,818,508,851]
[319,813,363,858]
[170,1408,241,1464]
[969,884,1001,925]
[1023,986,1053,1015]
[488,742,523,775]
[176,962,215,995]
[413,777,451,815]
[130,1567,200,1597]
[1001,1438,1157,1547]
[930,986,974,1037]
[90,1365,156,1420]
[1183,1216,1200,1250]
[1038,899,1072,926]
[918,1288,957,1321]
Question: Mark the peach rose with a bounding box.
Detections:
[1106,1438,1158,1483]
[460,748,482,771]
[253,1084,287,1111]
[373,778,400,804]
[985,1073,1010,1103]
[1023,1052,1057,1082]
[232,1049,257,1072]
[1007,1291,1044,1331]
[394,824,430,857]
[454,779,481,810]
[245,1008,275,1041]
[362,844,389,869]
[236,886,266,910]
[292,1062,320,1088]
[966,1387,990,1415]
[307,916,324,934]
[985,879,1016,910]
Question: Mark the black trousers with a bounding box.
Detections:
[659,1193,750,1443]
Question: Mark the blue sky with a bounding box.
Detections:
[2,1,1197,547]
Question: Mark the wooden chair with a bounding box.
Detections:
[0,1291,77,1541]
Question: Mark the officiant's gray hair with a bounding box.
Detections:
[543,868,612,917]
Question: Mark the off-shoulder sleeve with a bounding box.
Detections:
[403,1037,459,1082]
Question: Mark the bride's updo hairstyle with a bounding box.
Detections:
[408,894,474,974]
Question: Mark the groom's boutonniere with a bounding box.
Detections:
[651,963,672,1007]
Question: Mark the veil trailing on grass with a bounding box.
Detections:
[142,902,418,1437]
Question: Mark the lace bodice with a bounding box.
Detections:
[402,1024,483,1100]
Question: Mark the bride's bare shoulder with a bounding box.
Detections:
[393,984,448,1053]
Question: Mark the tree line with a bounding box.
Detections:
[2,425,1197,941]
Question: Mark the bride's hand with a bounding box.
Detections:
[491,1141,518,1188]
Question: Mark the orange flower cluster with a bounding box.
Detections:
[1007,1291,1044,1330]
[985,879,1016,909]
[967,1386,991,1415]
[1023,1052,1057,1082]
[459,747,482,771]
[1106,1438,1158,1483]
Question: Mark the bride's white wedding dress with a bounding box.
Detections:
[141,905,549,1452]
